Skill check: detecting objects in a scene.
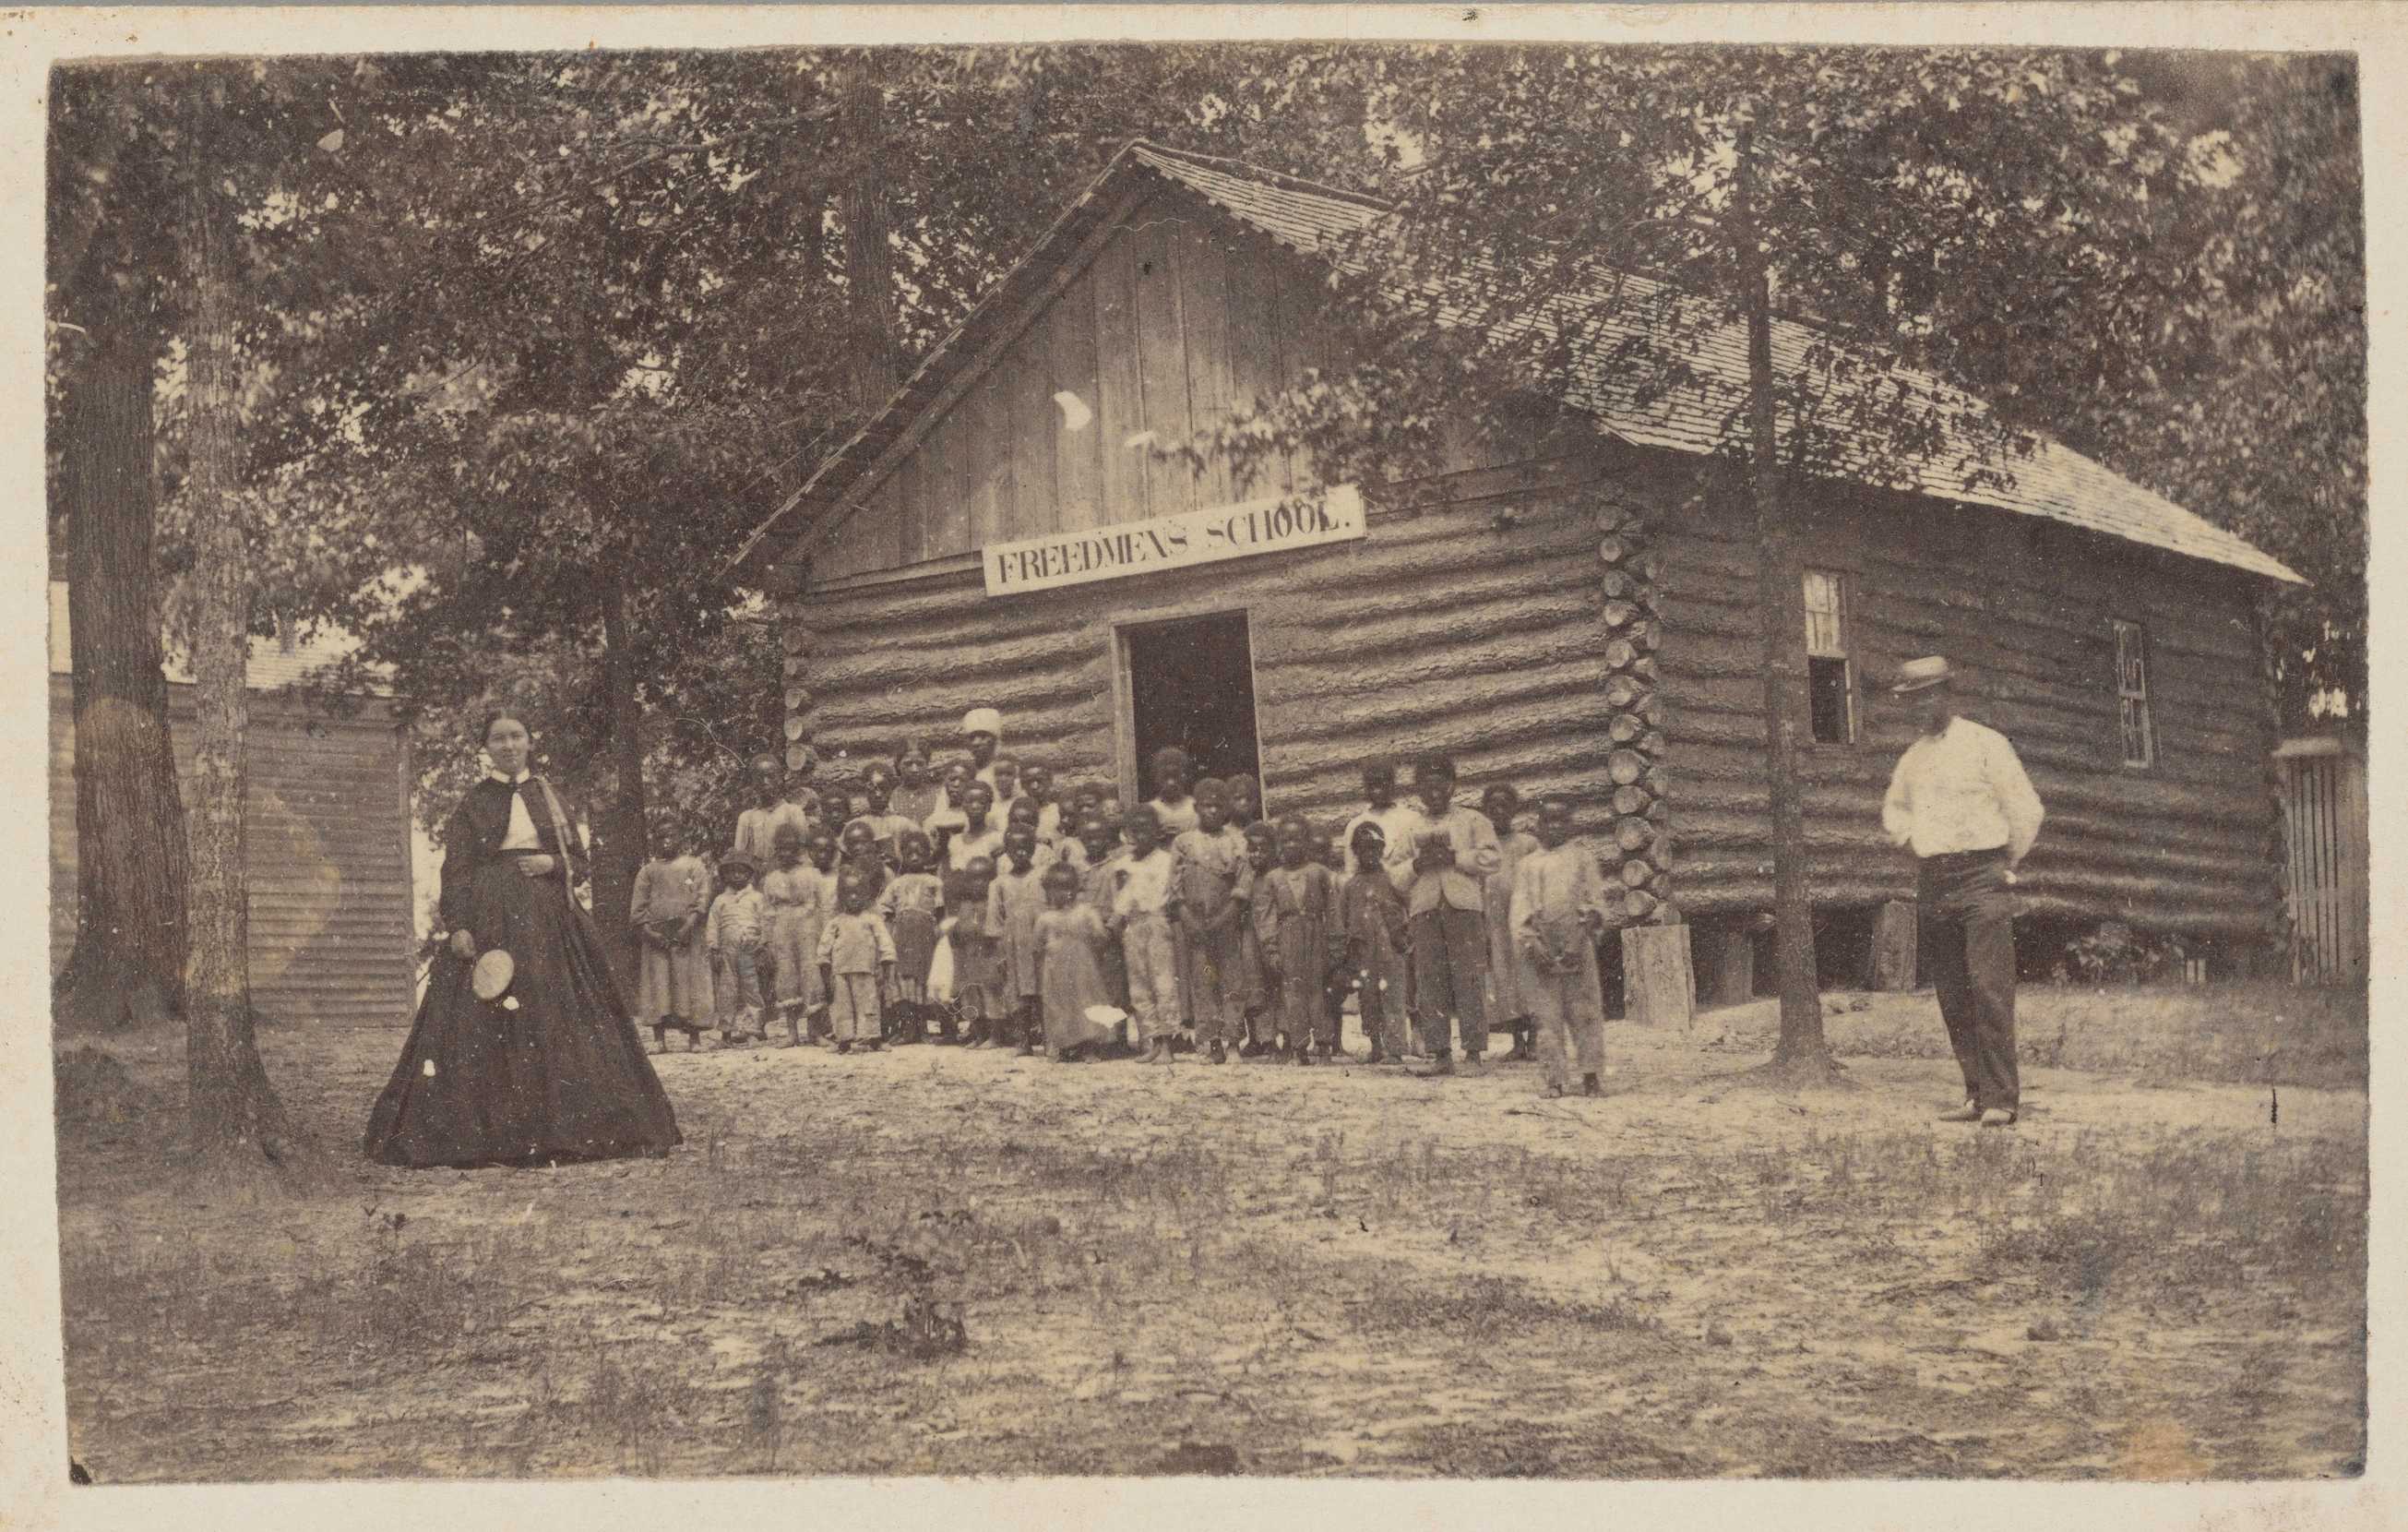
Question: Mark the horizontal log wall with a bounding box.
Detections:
[49,676,417,1025]
[1645,458,2282,937]
[792,457,1640,852]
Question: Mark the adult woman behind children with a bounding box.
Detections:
[364,711,682,1168]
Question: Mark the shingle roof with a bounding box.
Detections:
[48,581,396,697]
[1129,144,2304,586]
[734,140,2301,587]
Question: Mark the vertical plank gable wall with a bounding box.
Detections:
[812,181,1342,583]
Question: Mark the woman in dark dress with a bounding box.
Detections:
[365,712,682,1168]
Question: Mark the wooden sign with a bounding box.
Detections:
[982,485,1365,598]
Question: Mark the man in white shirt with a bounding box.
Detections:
[1880,656,2044,1128]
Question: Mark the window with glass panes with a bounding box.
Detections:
[1804,569,1854,744]
[2114,619,2154,766]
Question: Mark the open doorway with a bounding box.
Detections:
[1120,610,1263,802]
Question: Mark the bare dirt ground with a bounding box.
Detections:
[54,982,2366,1482]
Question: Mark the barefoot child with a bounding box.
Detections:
[1342,821,1412,1064]
[707,852,769,1047]
[946,856,1005,1047]
[1035,860,1115,1060]
[1390,754,1501,1075]
[876,829,946,1043]
[1260,814,1343,1063]
[1483,783,1544,1062]
[1110,806,1183,1062]
[761,824,830,1047]
[1235,820,1280,1056]
[631,820,712,1052]
[1510,795,1611,1098]
[989,826,1050,1056]
[1171,778,1247,1064]
[1074,814,1130,1026]
[817,866,896,1054]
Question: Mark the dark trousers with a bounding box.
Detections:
[1410,904,1491,1056]
[1918,851,2020,1114]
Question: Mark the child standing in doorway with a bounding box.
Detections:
[817,866,896,1055]
[1171,778,1247,1064]
[1146,748,1199,838]
[1510,795,1611,1098]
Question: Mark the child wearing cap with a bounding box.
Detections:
[1510,795,1612,1098]
[707,851,769,1047]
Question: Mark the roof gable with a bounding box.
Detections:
[737,140,2302,588]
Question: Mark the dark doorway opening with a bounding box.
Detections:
[1125,611,1262,799]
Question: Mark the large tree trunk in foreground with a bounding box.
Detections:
[53,309,190,1034]
[1734,127,1832,1074]
[593,569,648,989]
[181,75,288,1160]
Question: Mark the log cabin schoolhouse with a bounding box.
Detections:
[48,581,418,1027]
[732,142,2305,1000]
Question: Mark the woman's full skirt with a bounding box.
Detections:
[366,862,682,1167]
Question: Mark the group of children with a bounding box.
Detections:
[627,712,1616,1097]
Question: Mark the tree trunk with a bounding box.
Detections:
[593,569,648,989]
[53,307,190,1034]
[1734,126,1831,1073]
[181,73,288,1160]
[838,56,900,415]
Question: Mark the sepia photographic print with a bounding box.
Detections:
[7,4,2395,1526]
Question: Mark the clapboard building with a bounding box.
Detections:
[732,142,2302,987]
[48,582,417,1026]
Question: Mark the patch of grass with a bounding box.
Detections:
[1706,980,2366,1090]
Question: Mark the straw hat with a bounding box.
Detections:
[1890,655,1955,694]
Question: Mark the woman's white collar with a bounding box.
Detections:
[489,767,532,784]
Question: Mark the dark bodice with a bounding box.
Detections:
[436,777,591,929]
